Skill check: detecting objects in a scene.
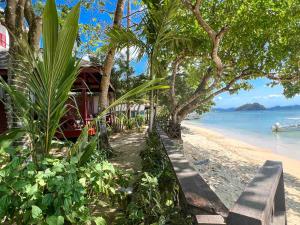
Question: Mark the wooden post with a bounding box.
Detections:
[82,87,88,125]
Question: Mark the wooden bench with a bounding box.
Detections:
[156,126,229,222]
[227,161,286,225]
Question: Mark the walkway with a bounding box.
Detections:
[110,129,146,174]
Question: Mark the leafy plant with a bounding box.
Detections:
[0,144,129,224]
[0,0,81,162]
[117,131,192,225]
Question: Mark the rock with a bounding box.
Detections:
[194,159,210,166]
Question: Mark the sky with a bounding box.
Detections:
[1,0,300,108]
[215,78,300,108]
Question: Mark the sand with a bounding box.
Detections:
[181,121,300,224]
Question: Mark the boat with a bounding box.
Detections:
[272,122,300,132]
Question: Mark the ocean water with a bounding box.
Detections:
[187,109,300,160]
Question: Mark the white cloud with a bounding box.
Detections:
[82,55,90,61]
[267,94,283,98]
[119,46,140,61]
[252,94,283,100]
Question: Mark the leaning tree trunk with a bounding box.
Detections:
[98,0,125,151]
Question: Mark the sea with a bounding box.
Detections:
[186,109,300,160]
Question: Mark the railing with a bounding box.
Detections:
[155,125,286,225]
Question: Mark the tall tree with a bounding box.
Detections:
[160,0,300,138]
[99,0,126,111]
[108,0,180,132]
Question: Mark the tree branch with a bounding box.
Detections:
[16,0,26,36]
[24,0,42,52]
[176,69,253,120]
[182,0,229,77]
[5,0,17,34]
[174,67,213,114]
[122,8,146,19]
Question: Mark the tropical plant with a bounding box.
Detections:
[0,0,169,164]
[107,0,182,132]
[0,144,129,224]
[117,131,192,225]
[0,0,80,162]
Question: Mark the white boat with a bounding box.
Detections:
[272,122,300,132]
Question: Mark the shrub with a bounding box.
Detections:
[118,131,192,225]
[0,146,130,224]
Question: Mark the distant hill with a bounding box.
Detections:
[268,105,300,111]
[235,103,266,111]
[214,104,300,112]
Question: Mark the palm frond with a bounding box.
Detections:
[0,0,81,159]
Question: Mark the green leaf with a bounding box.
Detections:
[43,0,59,71]
[31,205,42,219]
[0,128,25,147]
[25,184,38,196]
[94,217,107,225]
[46,215,64,225]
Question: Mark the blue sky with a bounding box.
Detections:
[215,78,300,108]
[2,0,299,108]
[78,0,300,109]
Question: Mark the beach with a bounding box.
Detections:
[181,121,300,224]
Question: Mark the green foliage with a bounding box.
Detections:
[152,0,300,122]
[0,0,81,160]
[112,113,145,133]
[118,132,192,225]
[0,146,129,224]
[135,115,145,128]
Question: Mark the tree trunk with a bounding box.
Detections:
[98,0,125,151]
[168,116,182,139]
[148,51,155,133]
[4,0,42,150]
[99,0,125,111]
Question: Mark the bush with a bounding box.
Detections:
[0,147,130,224]
[118,131,192,225]
[135,115,145,128]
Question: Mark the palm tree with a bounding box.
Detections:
[0,0,81,162]
[108,0,180,132]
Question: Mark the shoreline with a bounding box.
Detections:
[181,121,300,224]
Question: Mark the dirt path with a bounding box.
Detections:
[92,129,146,223]
[109,129,146,174]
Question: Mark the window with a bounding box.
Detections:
[0,32,6,48]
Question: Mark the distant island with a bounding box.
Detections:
[213,104,300,112]
[236,103,266,111]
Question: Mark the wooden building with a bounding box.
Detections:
[0,51,115,139]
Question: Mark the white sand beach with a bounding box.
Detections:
[181,121,300,224]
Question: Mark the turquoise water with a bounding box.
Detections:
[188,110,300,160]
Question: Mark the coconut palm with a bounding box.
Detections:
[0,0,169,164]
[107,0,182,132]
[0,0,81,162]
